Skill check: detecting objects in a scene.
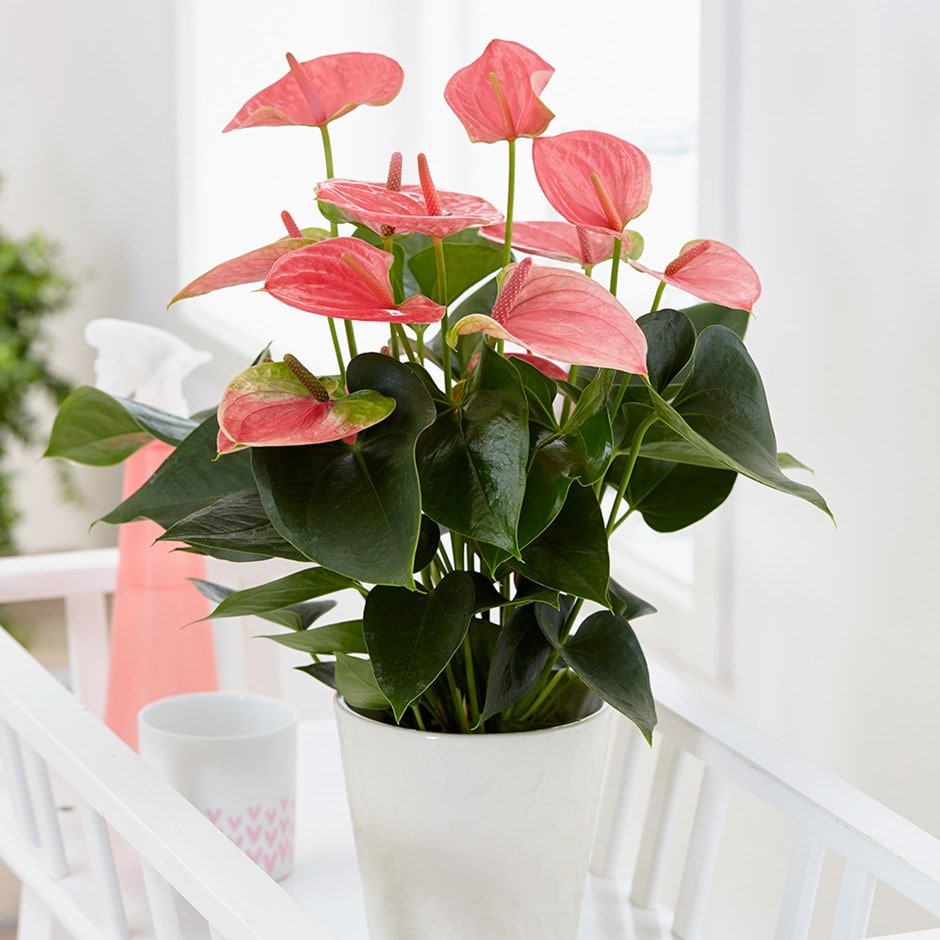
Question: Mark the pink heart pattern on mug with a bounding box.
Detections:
[203,796,295,879]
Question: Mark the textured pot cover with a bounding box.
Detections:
[334,698,612,939]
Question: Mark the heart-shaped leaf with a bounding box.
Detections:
[264,620,367,655]
[332,653,389,711]
[648,326,832,518]
[195,567,361,630]
[511,482,610,606]
[101,413,255,528]
[408,231,505,305]
[364,571,477,720]
[418,345,528,554]
[680,301,750,340]
[161,490,309,562]
[253,354,437,586]
[537,608,657,742]
[45,386,197,465]
[624,456,737,532]
[480,603,554,722]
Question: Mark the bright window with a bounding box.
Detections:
[175,0,722,679]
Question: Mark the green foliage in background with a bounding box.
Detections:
[0,185,74,553]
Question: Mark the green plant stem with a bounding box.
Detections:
[451,531,465,571]
[610,371,632,422]
[327,320,346,382]
[393,325,418,362]
[444,661,470,732]
[609,238,623,296]
[410,704,427,731]
[319,124,335,182]
[432,238,452,396]
[462,632,481,730]
[650,280,666,312]
[516,669,566,723]
[510,652,559,718]
[561,597,585,642]
[560,365,579,424]
[502,138,517,267]
[316,123,349,378]
[606,410,659,537]
[609,506,634,534]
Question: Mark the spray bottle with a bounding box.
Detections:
[86,318,218,749]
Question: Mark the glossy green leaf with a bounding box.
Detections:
[636,309,696,393]
[538,608,657,742]
[418,345,528,553]
[681,301,750,340]
[364,571,477,721]
[408,231,504,305]
[413,515,442,573]
[191,577,334,631]
[515,438,574,550]
[480,603,554,722]
[513,482,610,606]
[333,653,389,710]
[608,578,657,620]
[195,567,362,629]
[253,354,437,586]
[101,413,255,528]
[508,354,559,427]
[624,456,737,531]
[161,490,309,562]
[264,620,367,655]
[45,386,197,466]
[648,326,832,518]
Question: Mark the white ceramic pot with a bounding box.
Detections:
[334,698,612,940]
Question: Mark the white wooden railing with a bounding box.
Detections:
[1,548,939,939]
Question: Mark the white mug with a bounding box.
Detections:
[138,691,297,880]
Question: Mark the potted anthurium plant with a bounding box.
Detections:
[47,39,829,938]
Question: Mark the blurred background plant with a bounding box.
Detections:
[0,178,76,555]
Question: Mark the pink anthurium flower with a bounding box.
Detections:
[217,355,395,453]
[532,131,652,238]
[223,52,404,131]
[630,239,762,312]
[169,212,328,306]
[265,236,444,322]
[444,39,555,143]
[448,258,648,375]
[315,154,502,240]
[480,221,619,267]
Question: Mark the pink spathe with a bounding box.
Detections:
[105,441,217,750]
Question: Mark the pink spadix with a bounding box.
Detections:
[86,319,217,750]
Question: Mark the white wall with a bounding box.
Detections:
[0,1,183,551]
[697,1,940,933]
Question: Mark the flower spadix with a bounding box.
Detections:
[631,239,762,312]
[223,52,404,131]
[316,154,502,240]
[265,236,444,322]
[216,354,395,454]
[448,257,648,375]
[444,39,555,143]
[533,130,652,239]
[169,212,327,306]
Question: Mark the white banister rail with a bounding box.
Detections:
[3,548,940,938]
[0,626,322,939]
[593,662,940,937]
